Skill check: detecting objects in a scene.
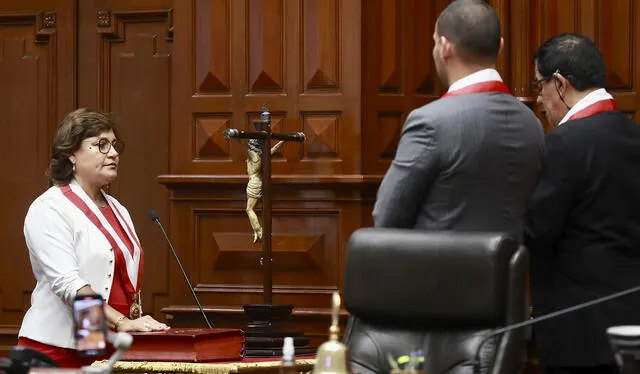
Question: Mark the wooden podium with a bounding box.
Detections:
[122,328,244,362]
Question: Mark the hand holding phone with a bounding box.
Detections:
[73,294,108,357]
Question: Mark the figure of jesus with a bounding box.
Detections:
[245,138,285,243]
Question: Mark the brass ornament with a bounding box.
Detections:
[129,291,143,319]
[312,291,351,374]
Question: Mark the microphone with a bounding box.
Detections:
[148,210,213,329]
[471,284,640,374]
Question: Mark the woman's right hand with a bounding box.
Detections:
[117,315,170,332]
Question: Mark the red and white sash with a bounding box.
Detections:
[559,88,617,126]
[60,181,143,295]
[442,68,511,98]
[442,80,512,98]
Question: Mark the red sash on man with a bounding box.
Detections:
[441,80,512,98]
[567,99,617,121]
[60,184,144,319]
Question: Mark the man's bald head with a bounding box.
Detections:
[436,0,501,62]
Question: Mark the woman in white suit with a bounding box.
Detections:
[18,108,169,367]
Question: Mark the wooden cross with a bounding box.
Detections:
[223,105,305,304]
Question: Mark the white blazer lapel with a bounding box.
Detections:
[68,180,140,289]
[103,193,142,287]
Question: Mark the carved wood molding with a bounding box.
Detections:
[156,175,381,202]
[192,284,342,296]
[162,305,350,318]
[0,11,56,44]
[0,326,20,357]
[96,8,173,42]
[157,174,383,187]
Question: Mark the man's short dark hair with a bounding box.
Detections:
[534,33,606,91]
[436,0,501,61]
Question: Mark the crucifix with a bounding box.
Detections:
[223,105,305,305]
[223,105,313,357]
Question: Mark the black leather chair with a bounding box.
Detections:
[343,228,529,374]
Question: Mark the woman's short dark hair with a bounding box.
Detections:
[534,33,607,91]
[47,108,120,186]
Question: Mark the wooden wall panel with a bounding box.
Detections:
[362,0,449,174]
[195,0,229,93]
[0,0,75,355]
[248,0,284,93]
[172,0,360,175]
[594,0,639,118]
[364,0,640,168]
[77,0,174,319]
[0,11,53,322]
[362,0,515,174]
[158,175,377,303]
[198,210,340,287]
[159,177,376,346]
[161,0,363,333]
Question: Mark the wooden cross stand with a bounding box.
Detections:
[223,105,314,357]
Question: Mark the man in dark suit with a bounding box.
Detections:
[526,33,640,374]
[373,0,544,241]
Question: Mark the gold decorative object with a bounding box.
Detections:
[312,291,351,374]
[91,358,316,374]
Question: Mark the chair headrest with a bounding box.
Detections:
[344,228,519,327]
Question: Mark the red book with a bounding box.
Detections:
[122,328,245,362]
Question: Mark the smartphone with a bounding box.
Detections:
[72,294,108,357]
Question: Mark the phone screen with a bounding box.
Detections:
[73,294,108,357]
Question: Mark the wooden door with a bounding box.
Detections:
[76,0,175,319]
[0,0,75,353]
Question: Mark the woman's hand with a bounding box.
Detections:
[117,315,170,332]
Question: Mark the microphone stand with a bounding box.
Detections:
[149,212,213,329]
[472,284,640,374]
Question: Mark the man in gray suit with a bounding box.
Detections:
[373,0,545,240]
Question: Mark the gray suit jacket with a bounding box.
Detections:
[373,92,545,240]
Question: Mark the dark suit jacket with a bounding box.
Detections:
[373,92,545,240]
[525,111,640,367]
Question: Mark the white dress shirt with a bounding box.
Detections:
[19,179,141,349]
[447,68,503,93]
[558,88,614,126]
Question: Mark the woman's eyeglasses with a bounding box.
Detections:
[85,138,125,154]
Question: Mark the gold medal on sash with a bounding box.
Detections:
[129,291,143,319]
